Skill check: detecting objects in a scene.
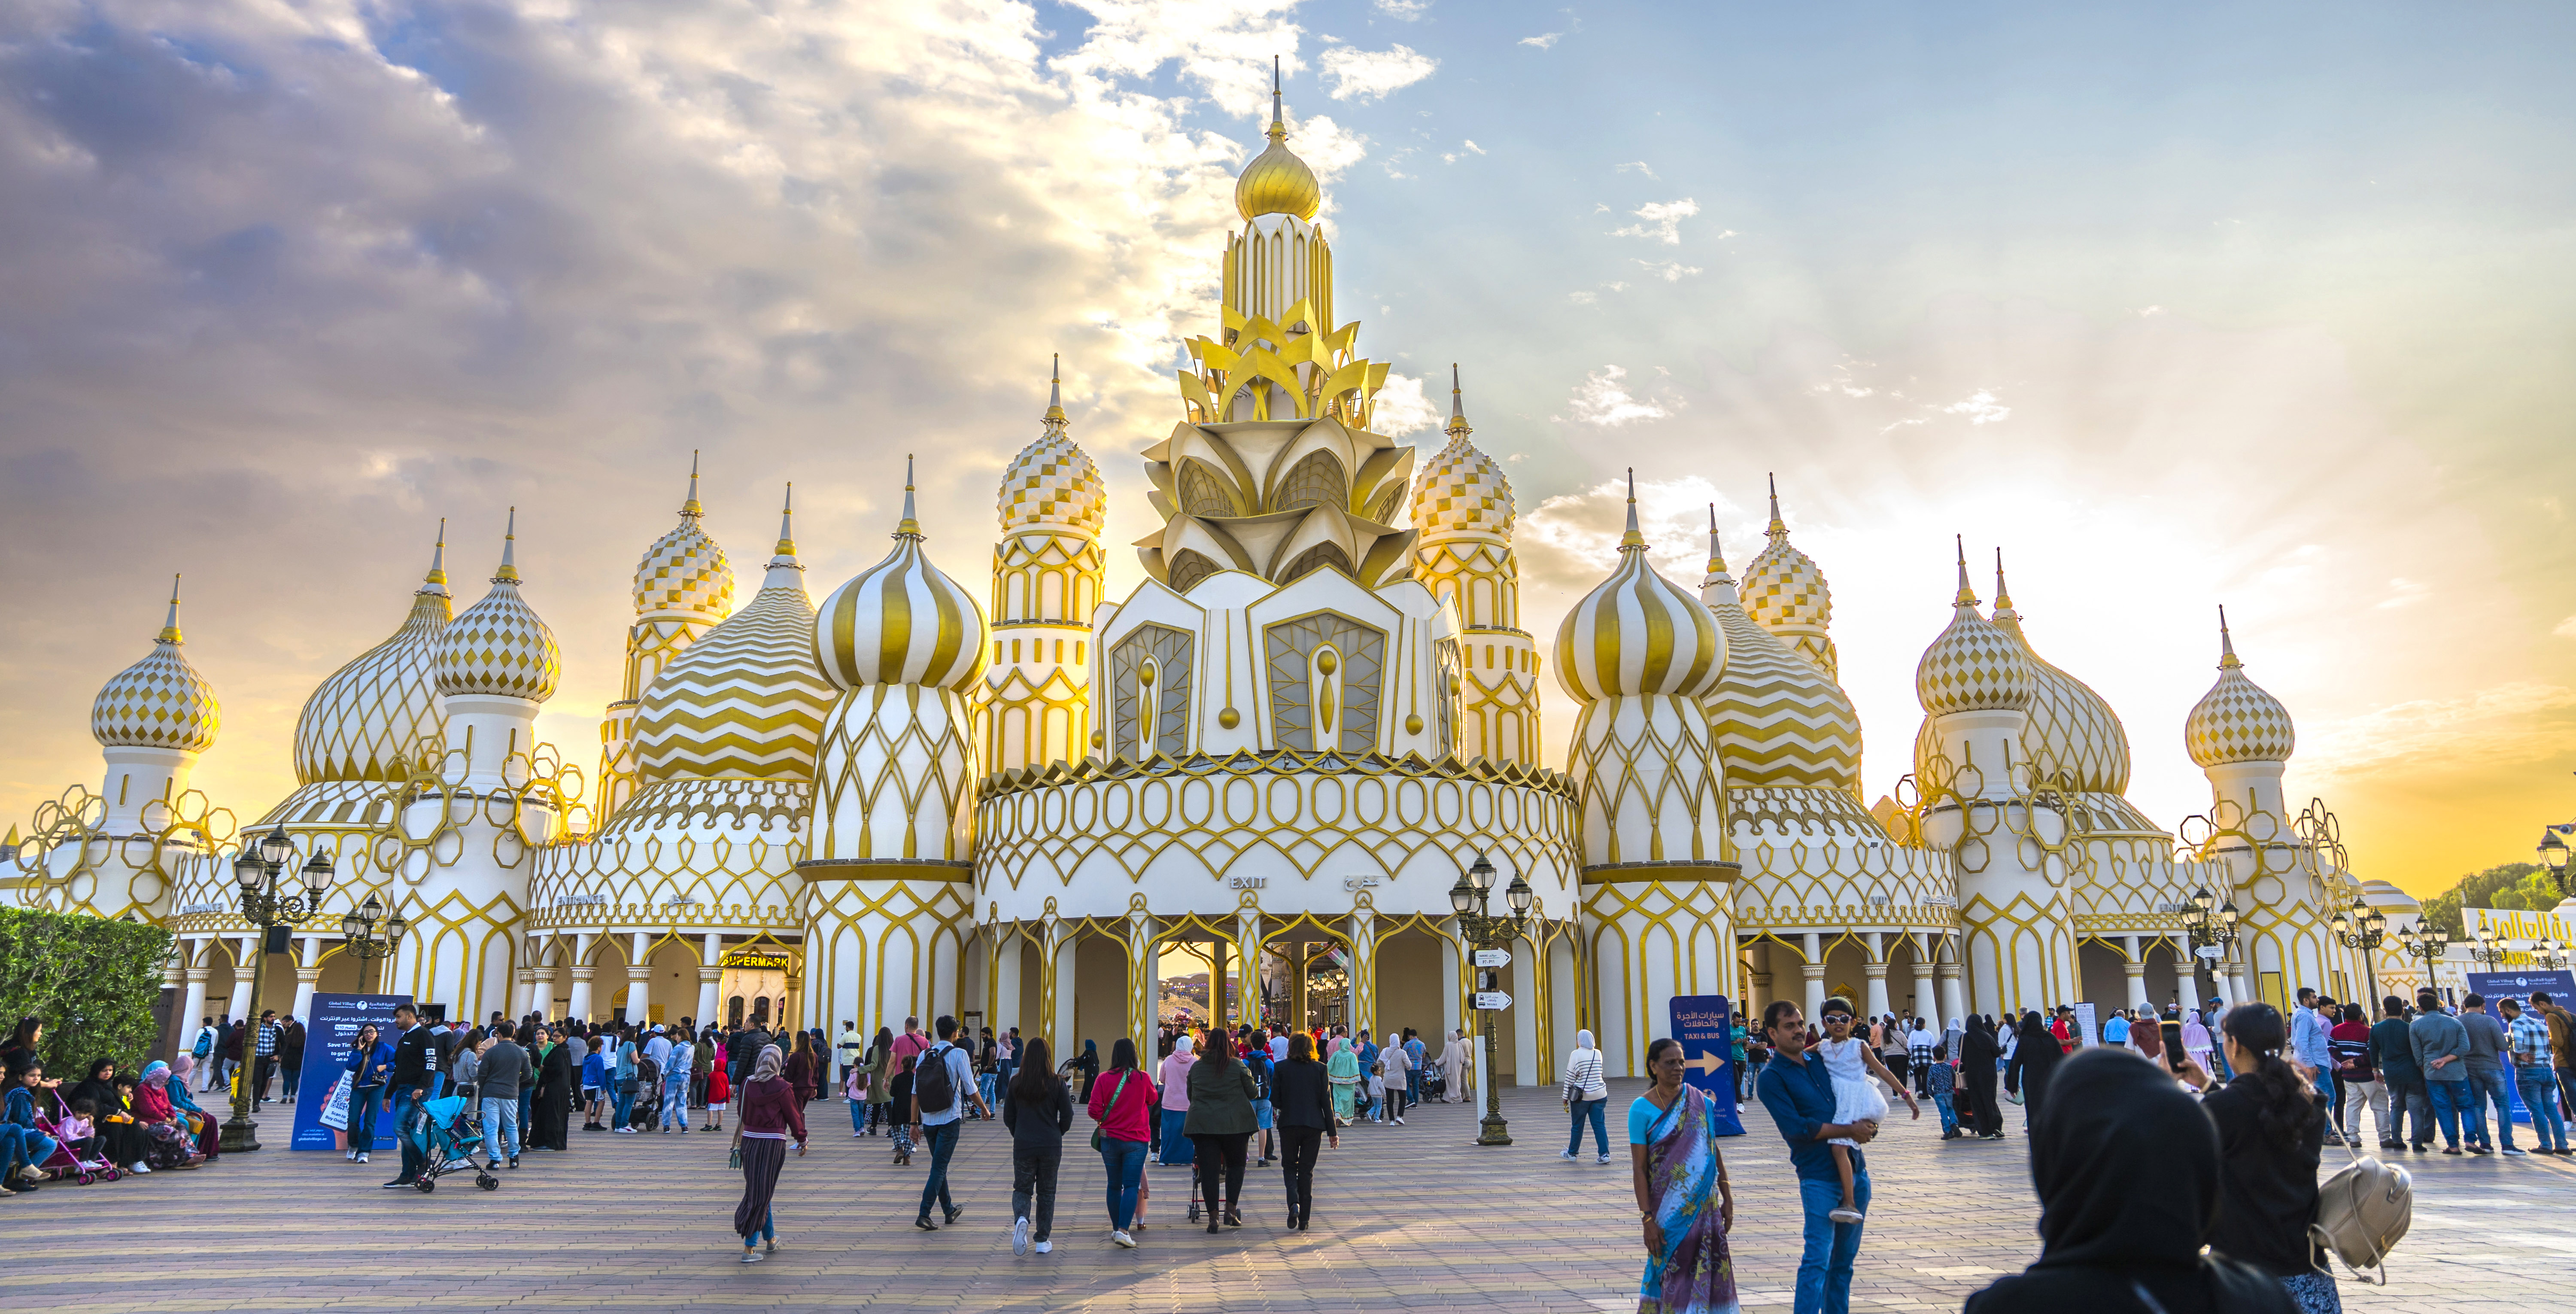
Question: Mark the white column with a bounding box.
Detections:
[180,959,211,1041]
[2122,935,2151,1013]
[626,932,653,1025]
[568,966,595,1023]
[1938,959,1965,1028]
[1048,934,1077,1062]
[1748,940,1774,1018]
[508,966,532,1019]
[1801,931,1826,1021]
[530,971,555,1022]
[1348,909,1378,1040]
[1862,931,1890,1022]
[697,933,723,1032]
[1911,934,1939,1030]
[225,936,257,1022]
[993,928,1024,1036]
[1439,931,1464,1039]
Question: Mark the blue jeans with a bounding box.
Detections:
[848,1095,868,1133]
[1566,1098,1607,1156]
[1933,1092,1957,1135]
[2427,1079,2473,1147]
[916,1120,962,1219]
[661,1075,690,1129]
[612,1080,635,1128]
[480,1096,520,1160]
[741,1206,775,1248]
[392,1090,426,1180]
[351,1085,383,1151]
[2464,1070,2512,1149]
[1099,1136,1146,1230]
[1796,1172,1869,1314]
[2519,1067,2569,1150]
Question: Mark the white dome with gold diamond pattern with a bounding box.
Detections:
[434,513,562,701]
[1914,548,2032,716]
[633,460,734,621]
[91,578,220,752]
[1413,372,1515,539]
[295,535,453,782]
[2185,611,2295,767]
[999,433,1106,537]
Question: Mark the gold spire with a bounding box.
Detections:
[895,456,922,540]
[682,450,704,517]
[775,483,796,557]
[1445,363,1472,441]
[1234,55,1323,222]
[1990,548,2022,633]
[1952,535,1979,608]
[1042,354,1069,436]
[1705,504,1729,578]
[1766,473,1788,543]
[157,574,184,645]
[1619,468,1646,551]
[421,519,450,596]
[2218,605,2241,670]
[495,507,521,583]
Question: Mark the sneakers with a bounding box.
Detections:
[739,1250,763,1264]
[914,1215,938,1231]
[1558,1150,1577,1162]
[507,1157,520,1169]
[381,1178,415,1189]
[357,1152,370,1165]
[344,1149,357,1161]
[615,1126,638,1135]
[1013,1215,1031,1256]
[130,1162,152,1174]
[1596,1153,1613,1165]
[944,1206,963,1225]
[1112,1229,1136,1248]
[766,1238,778,1253]
[1034,1240,1052,1254]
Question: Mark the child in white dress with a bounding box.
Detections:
[1817,1000,1918,1223]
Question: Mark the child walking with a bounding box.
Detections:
[704,1062,730,1132]
[1815,998,1917,1222]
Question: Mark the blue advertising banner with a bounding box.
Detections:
[2467,971,2576,1125]
[1668,995,1745,1137]
[292,993,410,1150]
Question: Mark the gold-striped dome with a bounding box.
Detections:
[2185,608,2295,766]
[1914,541,2032,716]
[999,359,1107,536]
[636,490,835,782]
[294,528,453,782]
[1411,368,1516,538]
[1990,557,2130,792]
[1699,518,1860,790]
[1553,475,1723,703]
[1740,477,1836,675]
[814,460,990,693]
[1235,73,1322,223]
[434,510,562,701]
[634,456,735,620]
[91,576,220,752]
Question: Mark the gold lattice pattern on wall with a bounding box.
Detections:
[8,782,238,923]
[809,685,978,863]
[1564,695,1728,868]
[1726,790,1954,932]
[528,779,808,932]
[297,588,451,784]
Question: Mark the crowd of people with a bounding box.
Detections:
[3,1017,225,1191]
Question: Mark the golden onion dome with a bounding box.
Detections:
[1553,474,1724,703]
[1914,540,2033,716]
[1411,367,1516,539]
[433,509,562,701]
[1990,556,2131,793]
[1740,476,1836,674]
[815,459,990,693]
[1235,73,1322,223]
[999,357,1107,536]
[2185,608,2296,767]
[91,575,220,752]
[634,454,735,620]
[1698,515,1861,791]
[294,526,454,782]
[637,490,833,782]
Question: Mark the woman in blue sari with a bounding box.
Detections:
[1628,1037,1738,1314]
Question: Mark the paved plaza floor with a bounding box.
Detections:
[5,1081,2567,1312]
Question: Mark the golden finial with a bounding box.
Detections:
[2218,605,2241,669]
[157,574,184,645]
[1990,547,2021,631]
[682,450,704,517]
[1042,353,1069,435]
[1951,535,1979,608]
[775,483,796,557]
[1270,55,1286,144]
[1445,363,1472,441]
[1766,473,1789,543]
[495,507,521,584]
[1705,504,1729,578]
[1236,55,1321,222]
[895,456,922,539]
[1619,468,1646,551]
[422,519,450,596]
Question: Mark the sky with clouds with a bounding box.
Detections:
[4,0,2571,896]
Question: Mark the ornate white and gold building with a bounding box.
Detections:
[5,85,2415,1080]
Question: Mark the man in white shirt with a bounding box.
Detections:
[644,1026,674,1074]
[1270,1029,1290,1064]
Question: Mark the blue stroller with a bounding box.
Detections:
[404,1095,500,1193]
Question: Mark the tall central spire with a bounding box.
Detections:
[896,456,922,540]
[1952,535,1978,608]
[422,519,450,597]
[1042,353,1069,438]
[1269,54,1285,144]
[496,507,521,584]
[1234,56,1321,223]
[682,450,703,517]
[1620,468,1646,552]
[158,574,184,645]
[1446,363,1473,441]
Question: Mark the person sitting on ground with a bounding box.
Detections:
[67,1058,155,1175]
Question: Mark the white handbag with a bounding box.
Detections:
[2309,1125,2412,1285]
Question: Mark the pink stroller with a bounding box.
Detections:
[36,1092,121,1185]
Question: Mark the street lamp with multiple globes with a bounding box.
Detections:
[221,825,333,1152]
[2533,937,2570,972]
[2182,885,2241,997]
[2468,922,2512,970]
[340,893,408,995]
[2396,923,2451,998]
[1448,852,1532,1147]
[2331,897,2389,1003]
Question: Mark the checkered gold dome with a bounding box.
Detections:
[1555,475,1724,703]
[91,576,220,753]
[999,360,1105,537]
[294,531,453,782]
[1411,368,1514,540]
[633,457,734,621]
[2184,609,2295,767]
[815,460,990,694]
[1741,478,1833,640]
[434,511,562,702]
[1914,542,2032,716]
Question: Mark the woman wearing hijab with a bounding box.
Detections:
[164,1054,220,1159]
[1072,1038,1101,1102]
[1440,1029,1473,1103]
[1325,1036,1361,1125]
[528,1025,574,1151]
[1184,1030,1259,1232]
[731,1044,806,1262]
[785,1032,820,1106]
[69,1058,154,1174]
[1959,1015,2005,1140]
[2177,1003,2342,1314]
[1965,1048,2295,1314]
[2181,1010,2217,1074]
[1629,1037,1738,1314]
[2006,1011,2065,1131]
[1561,1028,1611,1163]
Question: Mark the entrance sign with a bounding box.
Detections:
[292,992,411,1151]
[1668,994,1744,1137]
[1473,949,1512,968]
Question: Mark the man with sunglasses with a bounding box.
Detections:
[1755,1000,1882,1314]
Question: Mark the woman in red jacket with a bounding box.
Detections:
[1086,1037,1156,1248]
[730,1045,806,1263]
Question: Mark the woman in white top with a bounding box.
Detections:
[1439,1029,1473,1103]
[1559,1028,1612,1163]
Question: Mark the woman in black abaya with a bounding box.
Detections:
[1959,1015,2005,1141]
[2005,1011,2065,1133]
[528,1025,574,1151]
[1966,1048,2293,1314]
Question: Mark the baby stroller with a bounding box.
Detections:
[36,1093,119,1184]
[404,1095,500,1193]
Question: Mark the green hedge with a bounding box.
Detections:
[0,906,173,1077]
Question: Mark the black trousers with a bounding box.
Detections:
[1011,1143,1061,1241]
[1963,1069,2002,1138]
[1192,1132,1249,1219]
[251,1056,276,1103]
[1279,1125,1323,1221]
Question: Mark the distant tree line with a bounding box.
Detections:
[2417,861,2559,937]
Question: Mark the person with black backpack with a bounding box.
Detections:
[911,1015,992,1231]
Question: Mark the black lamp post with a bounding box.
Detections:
[2539,829,2570,897]
[340,893,409,995]
[2182,885,2240,999]
[2397,923,2450,997]
[2468,922,2510,970]
[2331,897,2388,1003]
[222,825,331,1152]
[1449,852,1532,1147]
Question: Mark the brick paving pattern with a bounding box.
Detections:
[4,1082,2567,1312]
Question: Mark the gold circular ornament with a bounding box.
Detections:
[1315,648,1339,676]
[1218,708,1241,730]
[1139,658,1156,687]
[1405,714,1424,734]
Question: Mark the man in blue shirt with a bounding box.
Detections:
[1755,1001,1878,1314]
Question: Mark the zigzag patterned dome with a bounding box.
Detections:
[1990,560,2131,793]
[815,461,990,693]
[434,511,562,701]
[1000,361,1106,536]
[636,493,834,782]
[92,577,220,752]
[1915,543,2032,716]
[1698,519,1860,791]
[633,458,733,621]
[2185,609,2296,766]
[1555,476,1724,703]
[295,530,453,782]
[1411,369,1515,539]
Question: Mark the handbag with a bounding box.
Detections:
[2309,1124,2411,1284]
[728,1113,745,1171]
[1090,1071,1133,1152]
